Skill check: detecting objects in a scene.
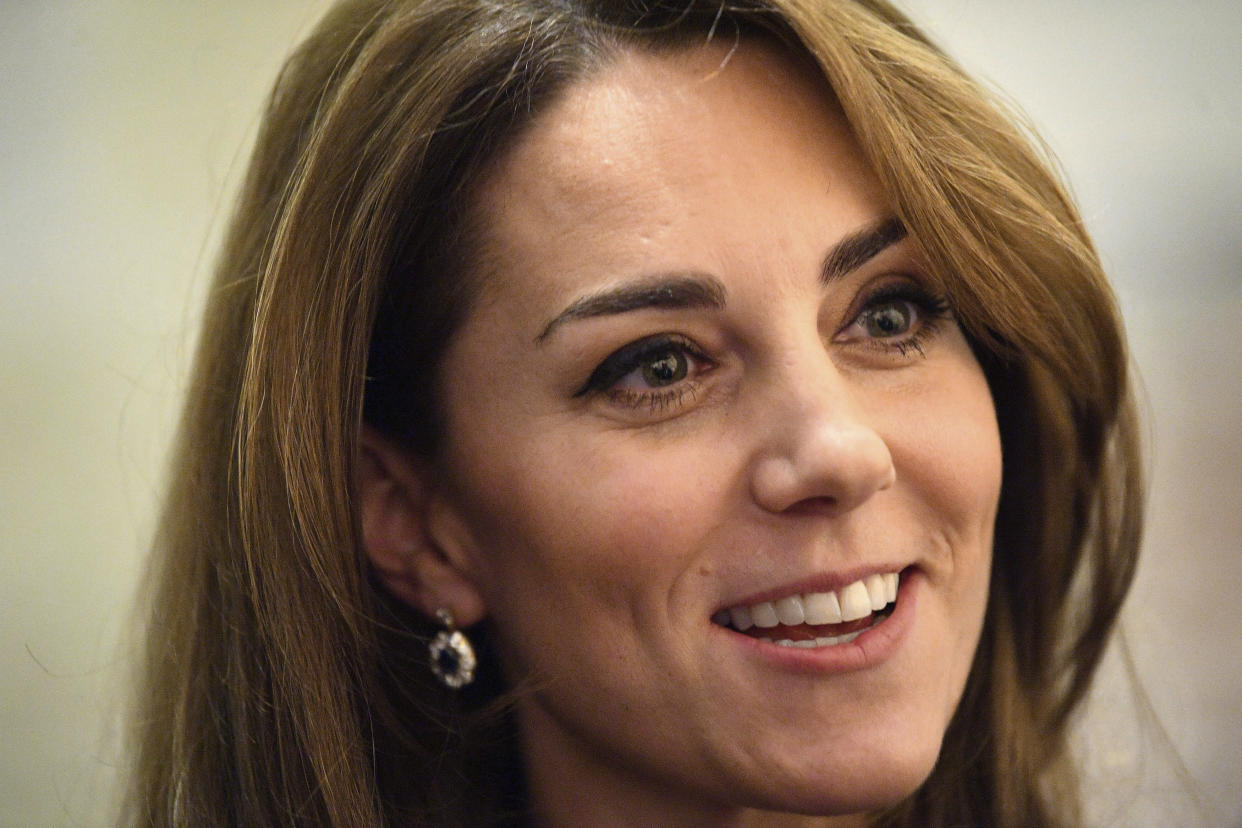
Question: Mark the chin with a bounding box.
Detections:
[807,763,933,817]
[724,734,943,818]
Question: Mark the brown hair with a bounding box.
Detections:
[127,1,1142,825]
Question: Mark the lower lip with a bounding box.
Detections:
[717,569,920,674]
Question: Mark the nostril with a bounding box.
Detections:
[782,495,838,517]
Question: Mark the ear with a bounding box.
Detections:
[356,424,487,627]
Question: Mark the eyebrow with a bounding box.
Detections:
[821,216,907,284]
[535,273,727,343]
[535,216,907,343]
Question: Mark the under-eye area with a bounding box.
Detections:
[712,571,901,648]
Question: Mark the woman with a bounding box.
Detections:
[128,0,1142,825]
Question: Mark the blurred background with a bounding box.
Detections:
[2,1,1238,824]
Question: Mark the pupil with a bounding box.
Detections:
[867,303,910,337]
[642,351,686,386]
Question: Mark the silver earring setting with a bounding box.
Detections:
[429,608,476,688]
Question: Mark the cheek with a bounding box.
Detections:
[894,356,1002,543]
[878,352,1000,669]
[439,440,730,711]
[441,423,724,621]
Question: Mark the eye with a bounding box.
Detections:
[858,300,915,338]
[632,347,688,388]
[836,281,951,357]
[574,334,712,412]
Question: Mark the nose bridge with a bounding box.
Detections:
[748,338,896,514]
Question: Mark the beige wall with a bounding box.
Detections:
[2,1,1238,824]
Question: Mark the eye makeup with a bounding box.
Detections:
[574,333,713,413]
[835,279,952,359]
[570,274,954,420]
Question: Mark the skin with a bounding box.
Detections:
[362,42,1002,826]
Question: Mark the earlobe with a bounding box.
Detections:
[357,425,487,627]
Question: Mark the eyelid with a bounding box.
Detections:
[830,277,952,364]
[835,278,949,335]
[574,333,710,398]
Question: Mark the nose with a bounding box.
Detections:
[748,354,896,515]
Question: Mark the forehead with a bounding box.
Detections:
[468,40,888,314]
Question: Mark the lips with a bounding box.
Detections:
[712,571,901,648]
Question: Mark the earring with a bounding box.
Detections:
[428,608,477,689]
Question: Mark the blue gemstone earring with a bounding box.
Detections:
[429,608,477,689]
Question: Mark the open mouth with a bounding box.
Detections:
[712,571,900,648]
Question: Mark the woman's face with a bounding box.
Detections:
[429,43,1001,821]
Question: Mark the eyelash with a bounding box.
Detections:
[840,281,952,358]
[576,280,952,413]
[574,334,712,412]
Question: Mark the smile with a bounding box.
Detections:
[712,572,900,648]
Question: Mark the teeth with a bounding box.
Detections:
[802,590,842,625]
[762,628,868,648]
[864,574,888,611]
[838,581,872,621]
[715,571,902,634]
[750,601,779,628]
[774,595,805,626]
